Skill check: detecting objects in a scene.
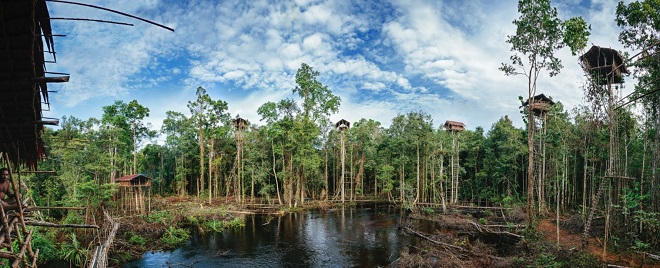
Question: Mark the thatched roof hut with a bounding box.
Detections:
[335,119,350,131]
[0,0,60,168]
[522,93,555,115]
[444,121,465,132]
[579,45,629,85]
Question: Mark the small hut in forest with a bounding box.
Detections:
[443,120,464,204]
[116,174,152,214]
[522,93,555,116]
[443,120,465,132]
[335,119,350,202]
[335,119,350,131]
[579,45,630,85]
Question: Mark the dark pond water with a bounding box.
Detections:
[124,204,420,268]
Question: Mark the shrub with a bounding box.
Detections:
[60,233,89,268]
[225,217,245,228]
[161,226,189,248]
[31,230,58,263]
[204,220,225,232]
[129,234,146,247]
[143,210,173,224]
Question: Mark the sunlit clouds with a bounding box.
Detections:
[45,0,631,133]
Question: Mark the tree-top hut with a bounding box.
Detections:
[335,119,350,131]
[116,174,153,215]
[233,116,248,131]
[443,120,465,132]
[522,93,555,116]
[579,45,630,85]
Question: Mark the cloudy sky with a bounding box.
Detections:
[43,0,635,136]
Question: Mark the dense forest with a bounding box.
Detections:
[10,0,659,266]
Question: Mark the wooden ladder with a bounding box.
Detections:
[583,177,607,238]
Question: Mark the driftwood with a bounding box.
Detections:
[25,221,99,229]
[400,225,504,261]
[88,212,120,268]
[469,221,524,239]
[638,251,660,261]
[484,224,524,228]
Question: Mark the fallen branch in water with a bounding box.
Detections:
[401,225,465,251]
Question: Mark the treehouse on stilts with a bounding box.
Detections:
[443,120,465,205]
[522,94,555,213]
[335,119,350,203]
[116,174,153,215]
[232,116,248,203]
[579,45,631,259]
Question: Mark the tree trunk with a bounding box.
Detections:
[199,127,204,198]
[209,139,214,204]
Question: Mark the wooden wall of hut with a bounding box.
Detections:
[117,186,150,215]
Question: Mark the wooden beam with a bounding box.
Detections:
[25,221,99,229]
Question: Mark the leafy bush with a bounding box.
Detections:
[129,234,146,247]
[204,220,225,232]
[60,233,89,268]
[421,207,434,215]
[62,211,84,225]
[225,217,245,228]
[161,226,189,248]
[143,210,173,224]
[31,230,59,263]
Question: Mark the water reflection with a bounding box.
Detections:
[124,204,414,268]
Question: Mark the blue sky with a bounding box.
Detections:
[44,0,635,137]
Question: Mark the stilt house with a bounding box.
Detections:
[116,174,152,215]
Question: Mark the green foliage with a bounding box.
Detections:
[225,218,245,228]
[562,17,590,55]
[143,210,174,224]
[421,207,434,215]
[530,252,562,268]
[161,226,190,248]
[631,239,650,251]
[128,234,146,247]
[60,233,89,268]
[76,181,118,207]
[616,0,660,114]
[62,211,84,225]
[204,219,225,232]
[501,0,566,78]
[32,229,59,263]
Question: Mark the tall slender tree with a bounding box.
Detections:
[501,0,589,223]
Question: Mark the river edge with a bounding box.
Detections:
[106,196,657,268]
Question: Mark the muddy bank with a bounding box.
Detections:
[393,206,660,268]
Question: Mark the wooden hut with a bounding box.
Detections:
[443,120,464,204]
[335,119,350,202]
[233,116,248,131]
[522,93,555,115]
[335,119,350,131]
[116,174,152,214]
[443,120,465,132]
[579,45,629,85]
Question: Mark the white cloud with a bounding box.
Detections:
[44,0,640,134]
